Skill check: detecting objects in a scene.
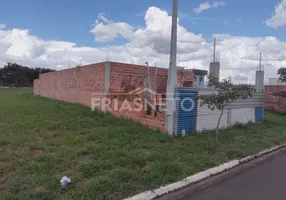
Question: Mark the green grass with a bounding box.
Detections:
[1,88,286,200]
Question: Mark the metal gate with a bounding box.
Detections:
[174,88,198,135]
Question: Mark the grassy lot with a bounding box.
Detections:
[1,88,286,200]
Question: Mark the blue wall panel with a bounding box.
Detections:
[177,89,198,135]
[255,107,264,122]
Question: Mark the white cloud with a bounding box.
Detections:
[130,7,205,54]
[90,13,134,42]
[265,0,286,28]
[6,29,45,58]
[0,24,6,29]
[194,1,225,14]
[0,6,285,84]
[233,75,248,81]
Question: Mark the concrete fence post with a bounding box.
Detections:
[103,62,111,112]
[67,69,70,102]
[58,72,61,100]
[38,77,41,96]
[54,72,56,99]
[59,74,62,100]
[154,66,158,93]
[48,74,51,98]
[76,67,80,103]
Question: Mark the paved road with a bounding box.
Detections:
[181,150,286,200]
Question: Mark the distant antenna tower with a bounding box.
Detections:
[258,52,263,71]
[209,37,221,79]
[255,52,265,92]
[211,38,220,62]
[213,37,216,62]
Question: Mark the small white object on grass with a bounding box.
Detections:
[60,176,71,189]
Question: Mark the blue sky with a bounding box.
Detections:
[1,0,285,47]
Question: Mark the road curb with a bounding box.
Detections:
[123,143,286,200]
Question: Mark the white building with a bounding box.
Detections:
[268,78,286,86]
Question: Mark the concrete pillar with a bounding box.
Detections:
[38,77,41,96]
[154,66,158,93]
[67,70,70,101]
[255,71,265,92]
[39,70,42,96]
[58,73,61,100]
[76,67,80,103]
[54,72,56,99]
[209,37,220,80]
[103,62,111,112]
[209,62,220,80]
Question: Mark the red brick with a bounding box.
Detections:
[34,61,193,132]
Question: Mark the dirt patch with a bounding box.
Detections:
[236,136,247,140]
[46,130,55,135]
[30,149,41,158]
[77,155,93,164]
[4,169,16,177]
[76,177,101,189]
[0,161,10,166]
[140,164,151,173]
[0,141,9,147]
[139,148,151,155]
[16,157,25,161]
[76,179,90,188]
[35,185,44,192]
[46,119,63,124]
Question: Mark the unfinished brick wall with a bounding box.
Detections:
[35,63,106,106]
[105,62,194,131]
[265,85,286,112]
[33,62,195,132]
[109,62,194,93]
[78,63,106,107]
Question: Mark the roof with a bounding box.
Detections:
[193,69,208,76]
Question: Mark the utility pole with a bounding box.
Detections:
[166,0,178,135]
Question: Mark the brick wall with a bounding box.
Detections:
[106,62,194,131]
[35,63,105,104]
[109,62,194,93]
[265,85,286,112]
[33,62,195,132]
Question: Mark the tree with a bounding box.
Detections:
[199,75,255,142]
[278,67,286,82]
[272,67,286,97]
[0,63,55,87]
